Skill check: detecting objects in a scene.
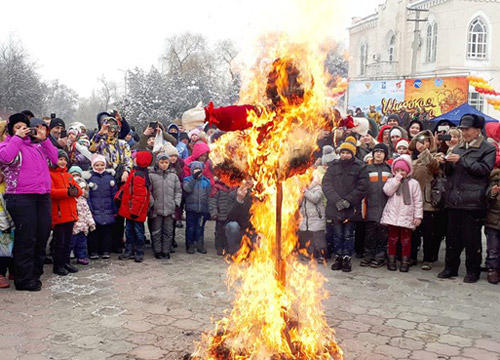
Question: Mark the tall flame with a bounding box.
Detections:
[192,2,345,359]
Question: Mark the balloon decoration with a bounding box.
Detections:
[331,78,348,97]
[467,75,500,111]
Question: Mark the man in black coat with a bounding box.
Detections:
[322,139,368,272]
[438,114,496,283]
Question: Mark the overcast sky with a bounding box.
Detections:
[1,0,378,97]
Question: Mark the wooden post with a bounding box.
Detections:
[275,180,286,287]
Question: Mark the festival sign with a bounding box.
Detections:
[400,77,469,118]
[348,80,405,114]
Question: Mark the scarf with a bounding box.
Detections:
[396,177,412,205]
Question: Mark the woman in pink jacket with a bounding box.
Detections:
[0,114,58,291]
[380,155,423,272]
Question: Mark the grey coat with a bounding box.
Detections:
[149,168,182,217]
[299,183,326,232]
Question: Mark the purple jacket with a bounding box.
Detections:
[0,135,59,194]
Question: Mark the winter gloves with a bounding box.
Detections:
[335,199,351,211]
[68,184,79,197]
[193,169,203,180]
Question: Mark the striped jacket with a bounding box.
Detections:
[364,162,391,222]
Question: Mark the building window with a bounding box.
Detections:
[360,43,368,76]
[425,22,437,62]
[468,91,484,112]
[388,35,396,62]
[467,17,487,59]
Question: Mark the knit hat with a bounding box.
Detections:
[393,158,411,173]
[344,135,357,145]
[50,118,65,130]
[389,128,403,138]
[91,154,107,168]
[339,140,357,156]
[321,145,338,165]
[7,113,30,136]
[189,128,201,140]
[163,142,179,157]
[387,114,401,124]
[57,149,69,161]
[68,166,83,177]
[179,132,189,142]
[189,161,205,173]
[156,152,169,164]
[373,143,389,159]
[395,138,410,150]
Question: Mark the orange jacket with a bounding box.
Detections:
[50,167,82,226]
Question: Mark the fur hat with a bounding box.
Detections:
[7,113,30,136]
[321,145,338,166]
[162,142,179,157]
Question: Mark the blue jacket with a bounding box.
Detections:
[87,170,118,225]
[183,175,211,213]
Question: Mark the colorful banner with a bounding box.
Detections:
[348,80,405,114]
[348,77,469,117]
[402,77,469,117]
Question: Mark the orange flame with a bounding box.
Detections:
[192,6,344,360]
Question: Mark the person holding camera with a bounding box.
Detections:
[0,114,59,291]
[48,117,67,150]
[50,150,82,276]
[438,114,496,283]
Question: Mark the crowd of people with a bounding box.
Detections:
[0,104,499,291]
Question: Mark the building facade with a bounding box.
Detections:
[348,0,500,118]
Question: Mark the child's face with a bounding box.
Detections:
[147,137,155,147]
[93,161,105,173]
[57,157,67,168]
[373,151,385,164]
[158,159,169,170]
[68,133,77,143]
[396,146,408,155]
[70,172,80,180]
[169,154,178,164]
[197,153,208,163]
[395,169,408,177]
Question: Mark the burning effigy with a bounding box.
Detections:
[189,3,346,359]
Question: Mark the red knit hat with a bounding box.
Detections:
[395,138,410,150]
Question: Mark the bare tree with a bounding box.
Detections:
[98,76,119,110]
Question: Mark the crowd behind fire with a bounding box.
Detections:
[0,103,499,292]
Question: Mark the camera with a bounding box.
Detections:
[29,127,37,136]
[50,113,56,119]
[149,122,158,130]
[438,134,451,141]
[60,130,67,138]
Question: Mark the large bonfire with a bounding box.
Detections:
[191,3,345,359]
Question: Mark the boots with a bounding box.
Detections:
[342,256,352,272]
[0,275,10,288]
[197,240,207,254]
[330,256,343,271]
[400,257,409,272]
[487,269,499,284]
[64,263,79,273]
[387,256,397,271]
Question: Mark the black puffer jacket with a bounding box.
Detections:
[322,157,368,222]
[443,135,496,210]
[364,162,391,222]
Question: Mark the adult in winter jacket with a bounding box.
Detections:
[167,123,189,159]
[409,130,443,269]
[485,169,500,284]
[50,150,83,276]
[438,114,496,283]
[380,155,423,272]
[0,114,58,291]
[183,161,211,254]
[485,122,500,169]
[118,151,153,262]
[360,143,391,268]
[322,140,368,272]
[149,153,182,258]
[87,154,118,259]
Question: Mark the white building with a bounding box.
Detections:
[348,0,500,118]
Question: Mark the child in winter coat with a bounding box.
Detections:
[0,174,14,288]
[360,143,392,268]
[485,169,500,284]
[87,155,118,259]
[380,155,423,272]
[298,170,327,261]
[117,150,153,262]
[209,180,236,256]
[183,161,211,254]
[69,166,95,265]
[149,152,182,259]
[50,150,82,276]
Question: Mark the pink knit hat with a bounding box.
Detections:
[393,158,410,173]
[91,154,107,170]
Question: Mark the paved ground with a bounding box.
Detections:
[1,222,500,360]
